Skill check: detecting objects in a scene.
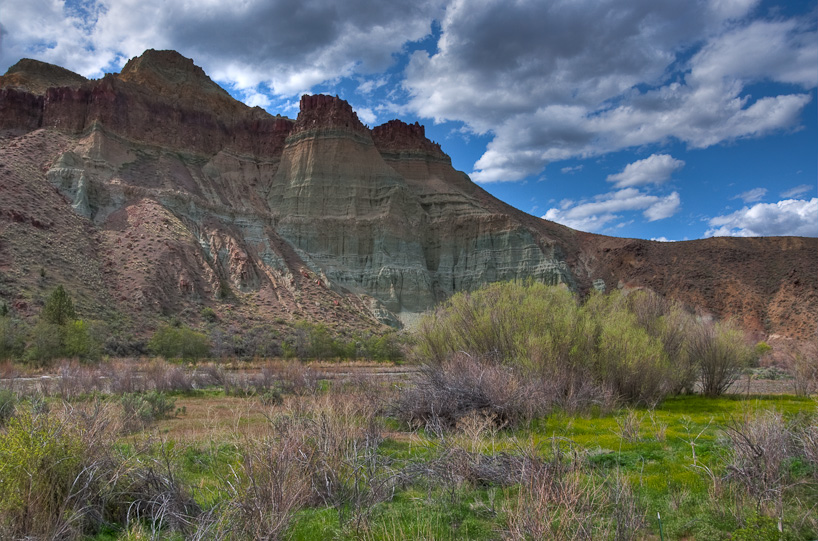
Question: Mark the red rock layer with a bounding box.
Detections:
[372,119,447,158]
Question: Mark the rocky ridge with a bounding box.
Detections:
[0,50,815,338]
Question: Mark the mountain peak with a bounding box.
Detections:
[118,49,231,99]
[1,58,87,95]
[293,94,368,135]
[372,119,447,158]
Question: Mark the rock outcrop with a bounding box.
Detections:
[1,50,815,338]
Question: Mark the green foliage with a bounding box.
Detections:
[25,320,63,364]
[689,319,755,396]
[41,285,76,326]
[0,408,87,536]
[120,391,177,425]
[63,319,103,361]
[201,307,217,322]
[0,316,27,360]
[413,282,683,408]
[360,331,405,361]
[148,324,211,360]
[0,390,16,427]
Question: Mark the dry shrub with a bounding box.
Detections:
[615,410,641,443]
[220,420,316,540]
[277,360,320,396]
[214,391,395,537]
[798,421,818,474]
[505,439,645,540]
[723,410,799,531]
[783,339,818,396]
[55,360,103,399]
[393,352,545,429]
[144,359,193,392]
[101,359,145,394]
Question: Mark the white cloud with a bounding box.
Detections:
[705,198,818,237]
[543,188,681,232]
[607,154,685,188]
[781,184,813,198]
[354,106,378,126]
[560,165,583,174]
[402,0,817,182]
[733,187,767,203]
[0,0,445,98]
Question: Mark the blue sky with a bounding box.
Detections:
[1,0,815,240]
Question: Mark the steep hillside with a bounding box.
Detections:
[1,50,815,338]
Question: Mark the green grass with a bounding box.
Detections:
[23,391,818,540]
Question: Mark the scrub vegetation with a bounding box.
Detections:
[0,281,815,539]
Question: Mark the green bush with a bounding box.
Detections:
[412,282,681,410]
[25,320,63,364]
[689,319,755,396]
[0,390,16,426]
[63,319,101,361]
[148,324,210,360]
[0,316,27,360]
[121,391,177,426]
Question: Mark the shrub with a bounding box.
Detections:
[121,391,177,428]
[0,317,27,360]
[25,320,64,364]
[63,319,103,361]
[0,390,16,426]
[148,324,211,360]
[0,403,201,539]
[393,352,545,428]
[782,338,817,396]
[407,283,682,416]
[360,331,405,362]
[689,319,755,396]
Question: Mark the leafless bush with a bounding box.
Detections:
[504,439,644,540]
[540,367,618,415]
[193,362,227,388]
[723,410,796,529]
[615,410,641,443]
[783,339,818,396]
[144,359,193,392]
[393,352,545,429]
[55,360,103,399]
[797,422,818,474]
[220,420,316,540]
[278,360,320,395]
[213,392,395,537]
[101,359,145,394]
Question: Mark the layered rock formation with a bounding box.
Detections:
[1,50,815,338]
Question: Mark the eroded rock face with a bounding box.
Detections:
[1,50,815,337]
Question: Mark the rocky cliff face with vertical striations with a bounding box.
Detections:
[1,50,815,338]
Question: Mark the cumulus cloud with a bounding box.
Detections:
[543,188,681,232]
[607,154,685,188]
[0,0,444,97]
[403,0,817,182]
[733,187,767,203]
[705,198,818,237]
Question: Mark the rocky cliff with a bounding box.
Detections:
[1,50,815,338]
